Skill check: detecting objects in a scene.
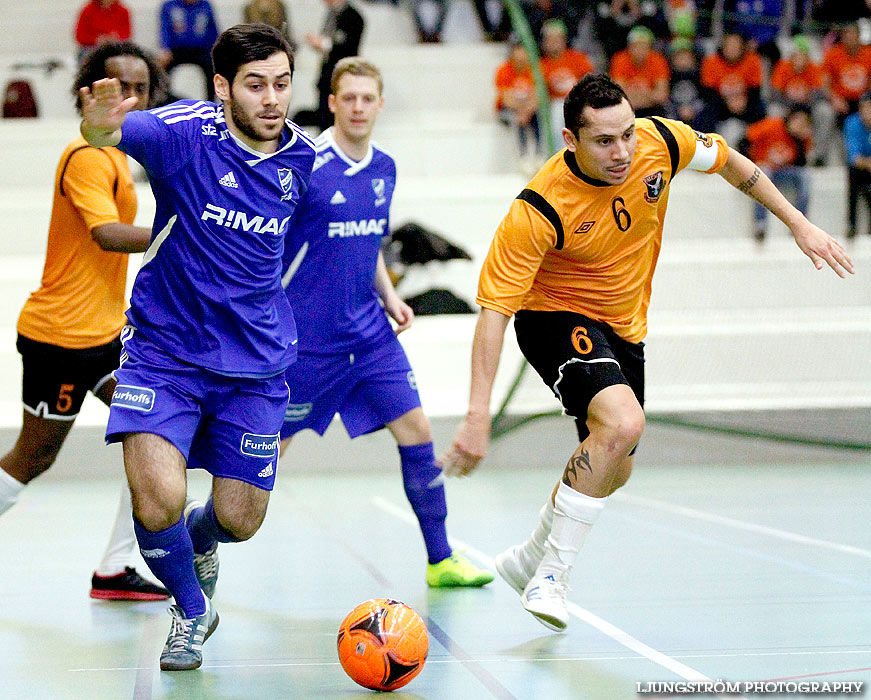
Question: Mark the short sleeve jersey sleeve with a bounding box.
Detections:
[61,147,122,230]
[660,116,731,175]
[119,107,197,178]
[477,196,560,316]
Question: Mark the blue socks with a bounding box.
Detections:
[134,516,205,618]
[399,443,451,565]
[186,497,240,554]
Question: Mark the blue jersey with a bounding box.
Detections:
[119,100,316,377]
[282,128,396,354]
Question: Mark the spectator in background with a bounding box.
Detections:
[594,0,669,59]
[540,19,594,150]
[743,107,814,241]
[771,34,834,164]
[244,0,294,48]
[609,25,670,118]
[722,0,784,66]
[822,23,871,129]
[667,36,717,132]
[522,0,574,47]
[701,32,765,144]
[495,43,541,167]
[294,0,364,130]
[158,0,219,100]
[843,92,871,239]
[811,0,871,33]
[75,0,132,62]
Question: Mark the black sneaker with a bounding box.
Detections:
[90,567,170,601]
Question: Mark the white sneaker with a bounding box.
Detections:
[494,545,538,594]
[520,573,569,632]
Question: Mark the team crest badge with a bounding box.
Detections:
[643,170,666,203]
[372,178,386,206]
[278,168,294,201]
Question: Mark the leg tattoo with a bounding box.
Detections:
[563,448,592,486]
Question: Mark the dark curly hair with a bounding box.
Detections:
[563,73,631,136]
[73,42,167,114]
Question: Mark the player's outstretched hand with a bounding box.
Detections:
[792,220,855,278]
[441,413,490,478]
[79,78,138,137]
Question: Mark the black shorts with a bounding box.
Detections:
[17,334,122,420]
[514,310,645,443]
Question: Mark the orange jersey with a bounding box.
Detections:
[700,51,763,95]
[822,44,871,100]
[17,138,136,349]
[477,118,730,343]
[541,49,594,98]
[609,49,671,90]
[494,60,536,111]
[745,117,808,168]
[770,58,822,103]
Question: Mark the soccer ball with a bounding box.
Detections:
[337,598,429,691]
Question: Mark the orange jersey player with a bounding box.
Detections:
[0,42,168,602]
[442,73,853,632]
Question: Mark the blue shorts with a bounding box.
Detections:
[106,329,288,490]
[281,335,421,440]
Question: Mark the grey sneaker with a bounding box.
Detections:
[520,573,569,632]
[184,500,219,598]
[159,598,220,671]
[494,545,538,594]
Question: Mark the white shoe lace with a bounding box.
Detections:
[165,608,195,654]
[194,548,218,579]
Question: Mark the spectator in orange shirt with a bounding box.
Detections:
[496,43,541,164]
[743,108,814,241]
[74,0,132,62]
[771,34,835,165]
[540,19,594,151]
[701,33,765,144]
[822,23,871,126]
[609,25,670,118]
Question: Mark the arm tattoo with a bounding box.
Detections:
[563,447,592,486]
[737,167,761,195]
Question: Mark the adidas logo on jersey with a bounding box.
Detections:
[219,171,239,188]
[258,462,275,478]
[330,190,347,204]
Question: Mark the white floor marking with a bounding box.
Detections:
[614,493,871,559]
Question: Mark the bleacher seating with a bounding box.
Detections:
[0,0,869,429]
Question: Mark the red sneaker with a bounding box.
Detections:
[90,567,170,601]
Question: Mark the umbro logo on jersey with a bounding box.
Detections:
[219,171,239,188]
[330,190,347,204]
[258,462,275,478]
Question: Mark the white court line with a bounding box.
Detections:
[371,496,748,700]
[613,493,871,560]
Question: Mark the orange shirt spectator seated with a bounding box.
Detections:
[822,23,871,124]
[609,25,670,118]
[743,108,814,242]
[701,32,765,135]
[771,35,823,108]
[495,43,541,159]
[74,0,132,61]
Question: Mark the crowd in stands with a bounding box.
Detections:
[493,1,871,238]
[65,0,871,239]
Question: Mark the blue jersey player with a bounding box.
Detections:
[79,25,316,671]
[279,58,493,588]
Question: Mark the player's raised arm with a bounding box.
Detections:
[79,77,139,147]
[718,146,855,278]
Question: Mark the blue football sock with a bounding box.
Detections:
[134,516,205,618]
[186,497,240,554]
[399,443,452,565]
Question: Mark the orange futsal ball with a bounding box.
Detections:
[337,598,429,691]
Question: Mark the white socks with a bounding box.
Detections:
[0,468,25,517]
[95,483,137,577]
[536,481,606,581]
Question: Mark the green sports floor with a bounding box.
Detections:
[1,413,869,700]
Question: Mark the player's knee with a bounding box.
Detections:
[219,509,265,541]
[130,487,185,532]
[592,406,645,457]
